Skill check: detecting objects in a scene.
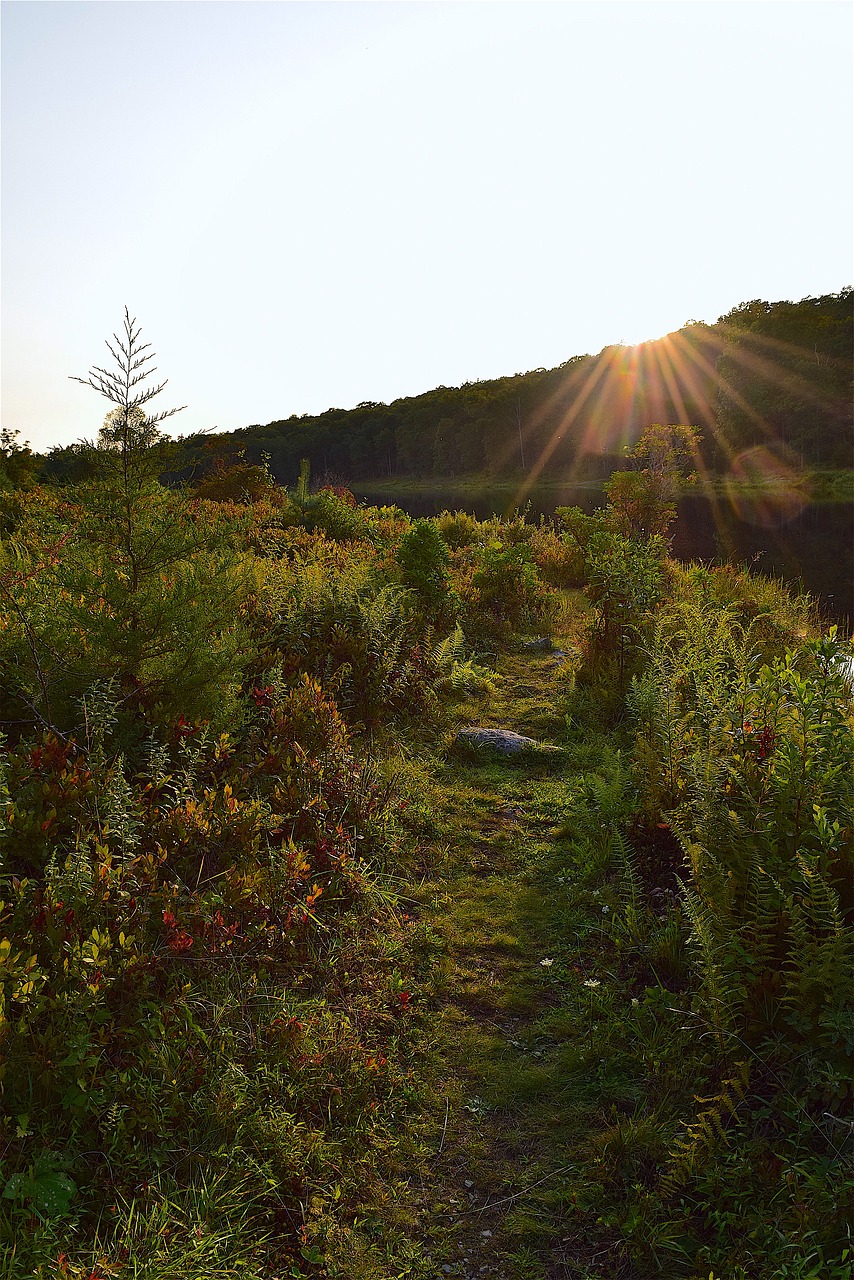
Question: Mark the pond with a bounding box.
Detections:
[353,484,853,629]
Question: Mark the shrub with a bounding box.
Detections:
[193,454,276,503]
[470,542,548,633]
[396,519,454,618]
[299,488,375,542]
[529,522,586,587]
[0,486,253,737]
[584,527,666,688]
[436,509,484,548]
[0,666,400,1275]
[258,556,436,726]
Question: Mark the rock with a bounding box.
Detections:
[456,727,559,755]
[520,636,553,652]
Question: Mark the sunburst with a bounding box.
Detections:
[509,316,847,542]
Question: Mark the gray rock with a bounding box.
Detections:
[520,636,553,652]
[456,727,560,755]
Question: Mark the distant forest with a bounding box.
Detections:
[42,290,853,487]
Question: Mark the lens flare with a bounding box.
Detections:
[724,446,810,527]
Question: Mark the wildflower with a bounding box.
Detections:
[631,997,639,1007]
[162,909,177,929]
[540,958,555,967]
[601,905,610,914]
[582,978,600,988]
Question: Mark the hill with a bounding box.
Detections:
[173,290,853,487]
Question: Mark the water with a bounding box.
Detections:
[354,484,853,628]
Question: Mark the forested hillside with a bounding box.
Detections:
[169,290,851,486]
[17,291,850,495]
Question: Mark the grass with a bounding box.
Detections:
[380,605,626,1277]
[374,593,853,1279]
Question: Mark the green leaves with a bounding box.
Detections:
[3,1157,77,1221]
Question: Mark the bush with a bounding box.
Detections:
[258,556,437,727]
[0,671,401,1275]
[396,519,455,618]
[470,542,548,633]
[299,488,375,542]
[0,486,253,738]
[436,509,484,548]
[584,527,666,688]
[529,522,586,587]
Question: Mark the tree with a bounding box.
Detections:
[0,430,39,491]
[70,306,186,439]
[0,310,253,733]
[604,423,701,540]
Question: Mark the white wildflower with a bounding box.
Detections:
[583,978,601,988]
[540,958,555,968]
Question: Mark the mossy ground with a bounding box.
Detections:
[377,599,636,1278]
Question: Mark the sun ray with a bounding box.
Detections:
[651,341,692,430]
[513,349,615,506]
[666,331,729,438]
[715,325,848,415]
[668,331,777,448]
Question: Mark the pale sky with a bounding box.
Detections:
[2,1,852,453]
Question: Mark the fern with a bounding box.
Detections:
[782,843,853,1049]
[663,1059,750,1194]
[609,825,648,946]
[679,868,744,1049]
[431,624,499,695]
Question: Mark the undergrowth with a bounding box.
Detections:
[1,407,850,1278]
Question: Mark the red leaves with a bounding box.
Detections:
[167,930,193,955]
[205,909,239,952]
[27,735,69,775]
[170,715,199,743]
[163,908,192,953]
[318,484,357,508]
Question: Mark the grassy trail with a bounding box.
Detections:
[398,631,615,1279]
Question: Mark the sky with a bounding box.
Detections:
[2,1,852,454]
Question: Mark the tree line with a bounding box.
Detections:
[5,290,851,493]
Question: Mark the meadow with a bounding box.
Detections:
[1,393,851,1277]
